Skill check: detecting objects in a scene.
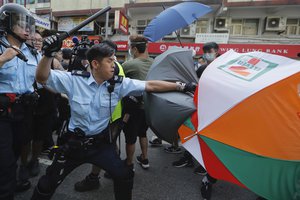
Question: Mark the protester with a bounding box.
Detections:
[0,3,38,198]
[120,35,154,169]
[31,34,196,200]
[198,42,220,200]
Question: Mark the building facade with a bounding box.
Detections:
[1,0,299,59]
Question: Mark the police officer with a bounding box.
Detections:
[74,39,126,192]
[0,3,37,199]
[31,35,195,200]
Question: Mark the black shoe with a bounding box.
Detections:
[74,174,100,192]
[18,165,30,181]
[164,146,182,154]
[104,171,112,179]
[201,182,212,200]
[15,180,31,193]
[122,159,135,173]
[27,159,40,177]
[194,165,207,175]
[172,157,194,168]
[41,147,51,155]
[149,138,162,146]
[136,154,150,169]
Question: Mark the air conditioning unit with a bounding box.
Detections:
[180,23,196,37]
[265,16,287,31]
[214,17,228,31]
[164,31,177,38]
[101,27,113,35]
[136,19,147,27]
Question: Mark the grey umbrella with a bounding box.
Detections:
[144,47,198,144]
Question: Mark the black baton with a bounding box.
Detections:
[43,6,111,51]
[0,39,28,62]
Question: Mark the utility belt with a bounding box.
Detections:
[0,93,39,119]
[65,127,110,150]
[0,92,39,105]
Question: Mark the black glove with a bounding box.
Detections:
[43,34,62,57]
[176,82,197,93]
[183,82,197,93]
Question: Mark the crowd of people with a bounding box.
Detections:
[0,2,268,200]
[0,3,202,200]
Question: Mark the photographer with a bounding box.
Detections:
[31,35,196,200]
[68,35,92,72]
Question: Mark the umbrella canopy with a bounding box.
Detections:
[144,46,198,144]
[144,92,196,144]
[180,50,300,200]
[143,2,212,42]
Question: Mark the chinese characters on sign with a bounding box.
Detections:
[195,33,229,44]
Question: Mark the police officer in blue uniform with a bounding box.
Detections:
[31,35,195,200]
[0,3,38,200]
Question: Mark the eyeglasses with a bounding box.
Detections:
[31,39,43,43]
[33,38,43,42]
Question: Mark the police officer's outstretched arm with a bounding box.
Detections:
[36,35,62,84]
[145,80,197,93]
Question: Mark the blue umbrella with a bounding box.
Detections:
[144,2,212,42]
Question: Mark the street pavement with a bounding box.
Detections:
[16,131,257,200]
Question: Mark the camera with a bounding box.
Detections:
[68,35,94,72]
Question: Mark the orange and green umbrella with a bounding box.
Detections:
[179,50,300,200]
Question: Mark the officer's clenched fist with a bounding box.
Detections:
[43,34,62,57]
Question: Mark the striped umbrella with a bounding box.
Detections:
[179,50,300,200]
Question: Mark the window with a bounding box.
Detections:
[136,19,150,35]
[230,18,258,36]
[286,19,300,35]
[38,0,50,3]
[243,19,258,35]
[195,19,209,33]
[16,0,35,4]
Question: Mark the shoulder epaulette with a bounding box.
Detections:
[71,70,91,78]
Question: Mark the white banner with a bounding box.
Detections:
[58,17,94,32]
[195,33,229,44]
[33,14,51,30]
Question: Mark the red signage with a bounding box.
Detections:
[114,10,129,35]
[115,41,300,58]
[119,12,129,34]
[62,37,300,58]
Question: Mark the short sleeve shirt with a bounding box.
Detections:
[0,37,39,94]
[46,70,146,136]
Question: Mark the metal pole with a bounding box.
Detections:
[105,0,109,39]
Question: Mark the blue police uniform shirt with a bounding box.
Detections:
[46,70,146,136]
[0,37,39,94]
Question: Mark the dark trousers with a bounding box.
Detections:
[0,103,33,200]
[31,142,134,200]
